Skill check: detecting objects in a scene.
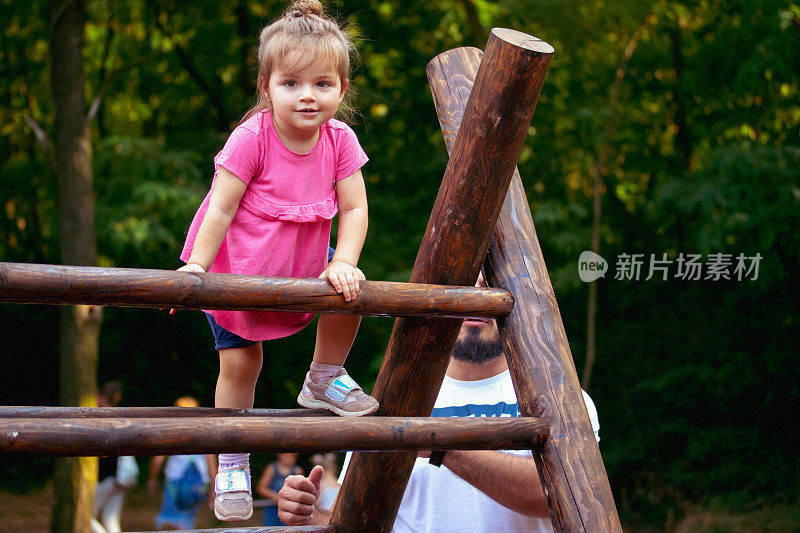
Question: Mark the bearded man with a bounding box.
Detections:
[278,275,600,533]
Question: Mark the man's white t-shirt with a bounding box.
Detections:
[339,370,600,533]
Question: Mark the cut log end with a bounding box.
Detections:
[491,28,555,55]
[425,46,484,71]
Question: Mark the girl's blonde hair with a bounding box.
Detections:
[242,0,356,123]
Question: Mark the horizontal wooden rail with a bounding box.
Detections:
[0,416,548,456]
[0,406,333,418]
[0,262,513,319]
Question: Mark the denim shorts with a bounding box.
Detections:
[205,246,335,350]
[205,313,256,350]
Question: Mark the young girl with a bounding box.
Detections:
[177,0,377,521]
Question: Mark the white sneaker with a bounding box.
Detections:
[214,461,253,521]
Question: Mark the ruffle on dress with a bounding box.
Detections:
[238,192,338,223]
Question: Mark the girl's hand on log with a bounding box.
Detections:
[169,263,206,315]
[178,263,206,274]
[319,261,365,302]
[278,465,323,525]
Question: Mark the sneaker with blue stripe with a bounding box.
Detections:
[297,368,379,416]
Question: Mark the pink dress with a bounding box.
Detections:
[181,110,368,341]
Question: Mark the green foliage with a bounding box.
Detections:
[1,0,799,528]
[94,136,207,268]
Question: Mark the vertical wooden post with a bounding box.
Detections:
[427,47,623,531]
[331,29,554,532]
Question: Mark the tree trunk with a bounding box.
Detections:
[48,1,102,531]
[460,0,487,47]
[583,18,649,390]
[669,26,692,173]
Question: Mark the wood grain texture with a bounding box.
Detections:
[0,262,513,319]
[0,416,548,456]
[487,182,622,532]
[427,46,622,532]
[332,29,553,532]
[0,406,332,418]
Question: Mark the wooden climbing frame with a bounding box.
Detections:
[0,28,621,533]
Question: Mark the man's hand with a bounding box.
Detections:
[278,465,328,525]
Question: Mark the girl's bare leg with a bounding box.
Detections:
[214,342,262,521]
[312,314,360,365]
[216,342,263,409]
[298,314,377,416]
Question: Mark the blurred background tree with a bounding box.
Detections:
[1,0,799,530]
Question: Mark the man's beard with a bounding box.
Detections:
[451,326,503,365]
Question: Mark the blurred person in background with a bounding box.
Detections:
[257,453,303,526]
[92,381,139,533]
[147,396,213,530]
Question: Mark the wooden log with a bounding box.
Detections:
[0,406,331,418]
[486,172,623,531]
[0,416,548,456]
[428,47,622,531]
[0,262,512,319]
[332,29,554,532]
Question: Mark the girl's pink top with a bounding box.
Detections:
[181,110,368,341]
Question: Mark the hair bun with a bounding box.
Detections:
[288,0,324,17]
